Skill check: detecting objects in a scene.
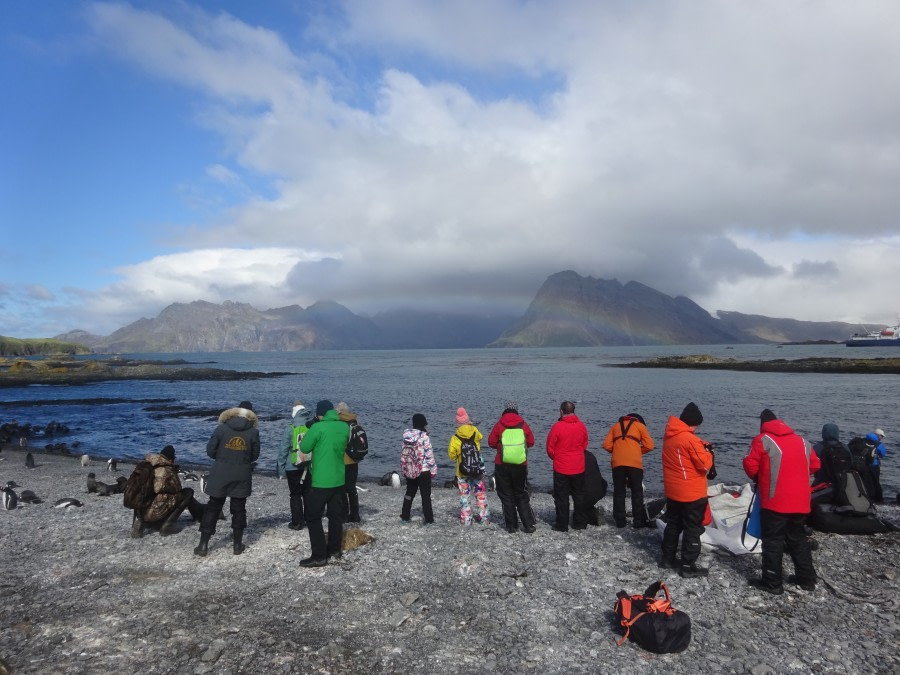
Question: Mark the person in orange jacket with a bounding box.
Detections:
[602,412,654,528]
[660,402,714,578]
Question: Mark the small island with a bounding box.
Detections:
[0,356,292,387]
[614,354,900,374]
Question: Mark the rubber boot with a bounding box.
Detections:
[194,532,211,557]
[233,529,245,555]
[131,511,145,539]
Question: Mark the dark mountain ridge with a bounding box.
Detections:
[53,271,868,353]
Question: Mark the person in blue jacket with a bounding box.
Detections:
[868,429,887,503]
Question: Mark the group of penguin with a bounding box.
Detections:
[378,471,498,491]
[0,451,122,511]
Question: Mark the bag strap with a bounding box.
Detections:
[741,485,761,552]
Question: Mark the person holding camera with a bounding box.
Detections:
[659,402,714,578]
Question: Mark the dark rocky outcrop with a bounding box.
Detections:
[615,354,900,374]
[491,271,752,347]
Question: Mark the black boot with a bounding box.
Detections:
[233,529,245,555]
[194,532,211,557]
[131,511,145,539]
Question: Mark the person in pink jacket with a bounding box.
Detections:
[546,401,589,532]
[743,408,821,595]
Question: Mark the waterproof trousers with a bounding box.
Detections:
[553,471,587,531]
[661,497,707,566]
[305,486,345,559]
[401,473,434,523]
[495,463,535,531]
[612,466,646,527]
[760,508,816,587]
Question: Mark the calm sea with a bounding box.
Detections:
[2,345,897,496]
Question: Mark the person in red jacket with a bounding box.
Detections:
[743,408,821,594]
[660,402,714,578]
[602,412,655,528]
[546,401,589,532]
[488,402,537,534]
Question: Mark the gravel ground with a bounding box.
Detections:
[0,448,898,675]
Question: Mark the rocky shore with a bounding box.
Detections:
[0,357,291,388]
[0,449,898,675]
[616,354,900,375]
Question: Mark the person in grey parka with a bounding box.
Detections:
[194,401,261,557]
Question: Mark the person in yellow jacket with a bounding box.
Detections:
[448,407,490,525]
[602,412,655,528]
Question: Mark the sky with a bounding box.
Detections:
[2,0,899,339]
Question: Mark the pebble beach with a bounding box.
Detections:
[0,448,898,675]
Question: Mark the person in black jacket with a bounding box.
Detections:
[194,401,261,557]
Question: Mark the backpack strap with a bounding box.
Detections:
[617,418,642,444]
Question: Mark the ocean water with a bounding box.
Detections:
[2,345,898,496]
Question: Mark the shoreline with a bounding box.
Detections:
[1,450,898,674]
[614,354,900,374]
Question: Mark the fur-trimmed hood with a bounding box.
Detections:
[144,452,175,469]
[218,406,259,428]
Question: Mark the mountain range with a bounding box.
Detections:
[55,271,866,353]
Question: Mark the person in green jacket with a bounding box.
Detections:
[298,400,350,567]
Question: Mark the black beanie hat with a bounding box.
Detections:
[316,400,334,417]
[679,402,703,426]
[412,413,428,431]
[239,400,254,411]
[760,408,777,423]
[160,445,175,461]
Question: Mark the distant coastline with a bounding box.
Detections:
[0,356,291,387]
[614,354,900,374]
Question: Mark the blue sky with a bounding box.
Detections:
[2,1,899,338]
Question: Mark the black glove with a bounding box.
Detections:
[706,447,717,480]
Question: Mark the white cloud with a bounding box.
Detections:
[15,1,898,335]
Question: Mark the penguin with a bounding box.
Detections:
[19,490,42,504]
[94,481,116,497]
[1,487,18,510]
[486,474,496,492]
[355,485,370,493]
[80,454,90,467]
[179,472,199,482]
[107,458,117,472]
[25,452,35,469]
[86,473,98,493]
[199,474,208,495]
[53,498,84,508]
[379,471,401,488]
[5,481,19,489]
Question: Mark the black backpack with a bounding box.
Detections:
[457,433,484,478]
[122,461,155,510]
[345,422,369,462]
[848,436,876,468]
[614,581,692,653]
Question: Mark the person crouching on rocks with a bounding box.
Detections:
[131,445,206,538]
[660,402,713,578]
[449,407,489,525]
[743,408,820,595]
[194,401,260,557]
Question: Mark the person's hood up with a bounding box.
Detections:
[219,406,259,429]
[760,419,795,437]
[291,411,307,425]
[821,423,840,443]
[498,411,525,428]
[404,428,426,443]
